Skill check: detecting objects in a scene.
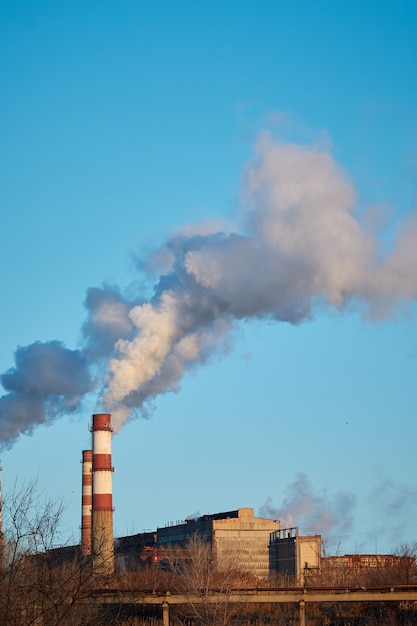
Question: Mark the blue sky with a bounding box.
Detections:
[1,0,417,555]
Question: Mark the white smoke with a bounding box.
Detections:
[259,472,356,536]
[101,136,417,430]
[1,134,416,444]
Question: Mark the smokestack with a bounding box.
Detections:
[81,449,93,556]
[91,413,114,574]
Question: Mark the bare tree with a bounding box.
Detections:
[0,478,104,626]
[163,534,256,626]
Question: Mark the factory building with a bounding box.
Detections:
[15,412,416,587]
[322,554,414,570]
[115,531,158,572]
[157,508,280,579]
[269,527,321,584]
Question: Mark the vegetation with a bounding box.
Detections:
[0,479,103,625]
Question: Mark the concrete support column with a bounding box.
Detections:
[299,600,305,626]
[162,601,169,626]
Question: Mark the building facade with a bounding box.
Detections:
[269,527,321,583]
[157,508,280,579]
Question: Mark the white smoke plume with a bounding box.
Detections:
[259,472,356,536]
[102,136,417,429]
[1,135,416,444]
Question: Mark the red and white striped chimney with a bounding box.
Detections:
[81,449,93,556]
[92,413,114,574]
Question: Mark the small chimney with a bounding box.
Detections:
[81,449,93,556]
[91,413,114,574]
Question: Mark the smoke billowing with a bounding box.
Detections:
[0,341,93,446]
[1,135,417,446]
[259,472,356,537]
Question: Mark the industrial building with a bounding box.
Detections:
[322,554,408,569]
[45,412,411,584]
[157,508,280,579]
[76,415,282,579]
[78,415,279,579]
[269,527,321,584]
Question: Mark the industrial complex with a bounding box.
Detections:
[75,413,407,583]
[79,413,321,580]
